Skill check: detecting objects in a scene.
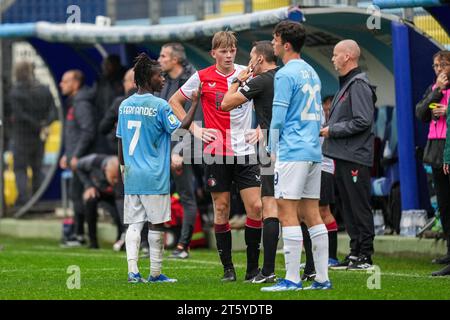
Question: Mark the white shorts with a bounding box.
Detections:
[274,161,321,200]
[124,194,171,225]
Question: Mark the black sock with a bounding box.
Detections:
[245,225,262,275]
[215,230,233,270]
[261,217,280,276]
[301,223,315,274]
[328,230,338,260]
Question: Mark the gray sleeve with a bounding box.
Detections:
[76,154,97,189]
[329,81,374,138]
[73,101,96,157]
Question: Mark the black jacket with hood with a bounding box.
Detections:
[322,68,377,167]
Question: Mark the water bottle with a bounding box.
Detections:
[414,210,427,235]
[400,211,414,237]
[373,209,385,235]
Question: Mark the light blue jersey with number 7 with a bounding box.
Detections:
[116,93,181,195]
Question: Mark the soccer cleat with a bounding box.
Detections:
[168,248,189,259]
[301,271,316,282]
[148,274,177,283]
[261,279,302,292]
[328,258,340,267]
[304,280,332,290]
[431,264,450,276]
[432,254,450,265]
[250,272,277,284]
[221,268,237,282]
[347,256,374,271]
[128,272,147,283]
[330,255,358,270]
[244,268,260,282]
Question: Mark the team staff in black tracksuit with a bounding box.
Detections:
[76,154,122,249]
[157,43,201,259]
[93,55,126,155]
[59,70,97,245]
[9,61,56,206]
[221,40,279,283]
[321,40,377,270]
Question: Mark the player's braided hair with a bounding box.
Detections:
[133,52,159,89]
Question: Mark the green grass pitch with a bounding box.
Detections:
[1,237,449,300]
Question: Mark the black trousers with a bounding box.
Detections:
[13,138,44,205]
[431,168,450,252]
[71,173,85,236]
[172,163,198,247]
[85,194,121,244]
[335,159,375,257]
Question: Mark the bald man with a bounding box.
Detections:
[321,40,377,270]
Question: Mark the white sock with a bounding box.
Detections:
[125,222,145,274]
[148,230,164,278]
[282,226,303,284]
[309,224,329,283]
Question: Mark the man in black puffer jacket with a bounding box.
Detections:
[321,40,377,271]
[59,70,97,246]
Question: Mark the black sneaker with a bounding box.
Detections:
[431,264,450,276]
[222,268,237,282]
[330,255,358,270]
[250,271,277,284]
[301,271,316,281]
[244,268,260,282]
[347,255,374,271]
[89,242,99,249]
[432,254,450,265]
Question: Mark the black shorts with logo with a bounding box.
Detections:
[319,171,335,206]
[204,156,261,193]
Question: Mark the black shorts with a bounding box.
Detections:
[204,156,261,193]
[319,171,335,206]
[260,161,274,197]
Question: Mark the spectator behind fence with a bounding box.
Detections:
[157,42,200,260]
[416,50,450,272]
[321,39,377,271]
[93,54,126,154]
[8,61,56,207]
[76,154,123,249]
[59,70,97,246]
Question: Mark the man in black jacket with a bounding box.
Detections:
[59,70,97,245]
[9,61,56,206]
[76,154,121,249]
[93,54,126,155]
[157,43,201,259]
[321,40,377,270]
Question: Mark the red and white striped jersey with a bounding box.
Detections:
[180,64,255,156]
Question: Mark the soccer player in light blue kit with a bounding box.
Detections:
[117,53,199,283]
[262,21,332,291]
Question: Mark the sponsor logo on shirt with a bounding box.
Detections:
[351,169,359,183]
